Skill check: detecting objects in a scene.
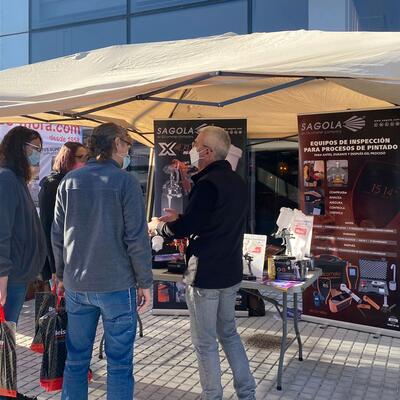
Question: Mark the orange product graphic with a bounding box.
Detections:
[157,284,170,303]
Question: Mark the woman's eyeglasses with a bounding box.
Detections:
[25,142,42,152]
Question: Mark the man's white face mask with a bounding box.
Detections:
[189,147,206,169]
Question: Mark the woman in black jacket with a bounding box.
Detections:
[39,142,88,282]
[0,126,48,400]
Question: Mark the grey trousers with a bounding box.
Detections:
[186,284,256,400]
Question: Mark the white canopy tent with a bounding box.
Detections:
[0,30,399,146]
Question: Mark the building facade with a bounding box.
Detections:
[1,0,400,71]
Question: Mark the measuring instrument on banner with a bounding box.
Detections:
[346,264,359,291]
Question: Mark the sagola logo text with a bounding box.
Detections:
[156,127,196,135]
[301,116,365,133]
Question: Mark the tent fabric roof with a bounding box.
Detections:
[0,30,399,146]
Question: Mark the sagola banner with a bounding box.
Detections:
[298,108,400,332]
[0,123,83,205]
[152,118,247,314]
[153,118,247,216]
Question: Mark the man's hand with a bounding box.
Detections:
[137,288,151,314]
[148,217,160,236]
[57,280,65,296]
[0,276,8,306]
[159,208,179,223]
[50,273,58,290]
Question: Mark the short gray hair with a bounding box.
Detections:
[199,126,231,160]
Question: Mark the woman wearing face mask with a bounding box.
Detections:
[38,142,88,285]
[0,126,47,400]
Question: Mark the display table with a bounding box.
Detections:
[152,268,322,390]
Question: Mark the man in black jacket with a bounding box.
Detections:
[149,126,256,400]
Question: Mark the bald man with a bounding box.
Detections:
[149,126,256,400]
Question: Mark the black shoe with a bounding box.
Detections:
[16,393,38,400]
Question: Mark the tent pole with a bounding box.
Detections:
[145,77,316,107]
[220,77,315,106]
[146,147,155,220]
[73,73,215,116]
[21,115,51,123]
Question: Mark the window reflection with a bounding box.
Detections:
[353,0,400,31]
[131,0,204,13]
[31,0,126,29]
[0,33,29,70]
[31,19,126,63]
[130,1,247,43]
[0,0,29,35]
[252,0,308,32]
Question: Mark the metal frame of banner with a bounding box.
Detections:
[145,77,315,107]
[16,72,399,146]
[18,71,320,146]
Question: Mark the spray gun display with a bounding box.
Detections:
[269,208,314,281]
[243,252,257,280]
[161,159,196,214]
[274,228,295,257]
[273,207,295,257]
[161,164,183,213]
[173,238,188,260]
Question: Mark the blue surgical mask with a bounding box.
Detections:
[28,149,41,166]
[118,153,131,169]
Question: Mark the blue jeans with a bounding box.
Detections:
[3,283,27,324]
[62,288,137,400]
[186,284,256,400]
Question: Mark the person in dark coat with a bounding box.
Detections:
[39,142,88,282]
[149,126,256,400]
[0,126,48,400]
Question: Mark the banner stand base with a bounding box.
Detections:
[302,315,400,339]
[152,309,249,317]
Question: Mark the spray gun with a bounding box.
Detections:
[274,228,295,257]
[243,253,257,280]
[162,164,183,213]
[171,159,192,195]
[173,239,188,260]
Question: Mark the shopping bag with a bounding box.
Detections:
[31,284,57,353]
[25,279,51,301]
[39,296,67,391]
[39,297,92,392]
[0,305,17,398]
